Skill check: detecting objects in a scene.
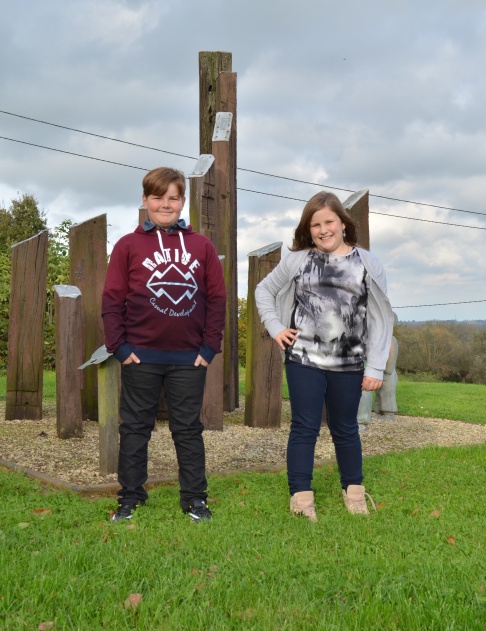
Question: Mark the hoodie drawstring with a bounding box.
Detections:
[178,231,191,265]
[156,228,191,265]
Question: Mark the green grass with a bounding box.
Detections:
[3,370,486,424]
[240,367,486,424]
[0,371,56,401]
[1,444,485,629]
[395,380,486,424]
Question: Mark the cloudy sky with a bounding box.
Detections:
[1,0,485,322]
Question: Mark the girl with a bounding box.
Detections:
[255,191,394,520]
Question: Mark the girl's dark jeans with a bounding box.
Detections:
[285,361,364,495]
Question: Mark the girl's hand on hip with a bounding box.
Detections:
[362,376,383,391]
[275,328,298,351]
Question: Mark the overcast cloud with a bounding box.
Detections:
[1,0,485,321]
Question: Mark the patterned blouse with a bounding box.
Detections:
[286,248,368,372]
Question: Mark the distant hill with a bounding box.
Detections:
[398,320,486,328]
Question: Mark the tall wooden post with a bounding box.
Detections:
[69,215,107,420]
[199,51,232,155]
[212,113,238,411]
[245,243,283,428]
[344,189,370,250]
[199,51,238,412]
[5,231,48,420]
[189,156,224,430]
[54,285,83,438]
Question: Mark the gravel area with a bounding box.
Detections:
[0,401,484,490]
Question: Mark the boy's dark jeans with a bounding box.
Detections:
[118,362,208,509]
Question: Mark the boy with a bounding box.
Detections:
[102,167,226,522]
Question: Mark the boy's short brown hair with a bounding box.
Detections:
[142,167,186,198]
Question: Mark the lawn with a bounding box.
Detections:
[2,370,486,424]
[1,444,485,630]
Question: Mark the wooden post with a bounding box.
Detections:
[69,215,107,420]
[189,154,216,241]
[199,52,238,412]
[216,70,238,411]
[138,205,147,226]
[189,158,224,430]
[199,51,232,154]
[344,189,370,250]
[5,231,48,420]
[54,285,83,438]
[98,355,119,475]
[212,113,238,411]
[201,346,224,431]
[245,243,283,428]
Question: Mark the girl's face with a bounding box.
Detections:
[309,206,348,254]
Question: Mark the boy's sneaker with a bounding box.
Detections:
[184,498,212,522]
[111,501,142,522]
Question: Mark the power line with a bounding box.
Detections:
[2,109,486,218]
[2,135,485,232]
[0,133,484,313]
[238,188,486,230]
[394,299,486,309]
[0,135,148,171]
[1,135,484,231]
[0,110,195,161]
[239,168,486,217]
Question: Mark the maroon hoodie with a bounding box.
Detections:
[102,223,226,365]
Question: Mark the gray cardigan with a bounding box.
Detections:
[255,248,394,380]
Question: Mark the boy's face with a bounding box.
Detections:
[142,183,185,229]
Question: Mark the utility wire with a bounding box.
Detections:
[0,134,484,312]
[2,109,486,218]
[0,135,148,171]
[0,110,194,161]
[238,188,486,230]
[394,299,486,309]
[1,135,484,231]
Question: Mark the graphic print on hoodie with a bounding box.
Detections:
[102,222,226,364]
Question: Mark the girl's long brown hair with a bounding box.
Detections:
[291,191,358,251]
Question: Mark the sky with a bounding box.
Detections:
[1,0,485,322]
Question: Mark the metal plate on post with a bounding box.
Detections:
[189,154,215,177]
[212,112,233,141]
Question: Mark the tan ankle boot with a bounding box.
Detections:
[342,484,377,516]
[290,491,318,522]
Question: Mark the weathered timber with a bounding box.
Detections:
[5,231,48,420]
[200,255,225,430]
[189,159,224,429]
[98,355,119,475]
[212,113,238,411]
[138,205,146,226]
[344,189,370,250]
[199,51,232,155]
[216,70,238,410]
[69,215,107,420]
[245,243,283,428]
[189,154,216,241]
[54,285,83,438]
